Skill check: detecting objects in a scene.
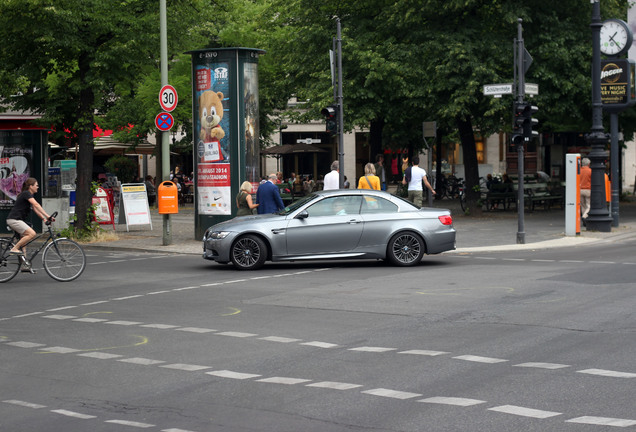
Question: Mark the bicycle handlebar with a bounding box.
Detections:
[46,211,58,226]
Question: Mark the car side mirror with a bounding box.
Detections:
[295,210,309,220]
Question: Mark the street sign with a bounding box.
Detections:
[159,85,178,112]
[525,83,539,96]
[155,112,174,131]
[422,121,437,138]
[483,83,513,97]
[296,138,321,144]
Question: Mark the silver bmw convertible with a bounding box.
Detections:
[203,189,456,270]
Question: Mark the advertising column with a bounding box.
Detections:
[188,47,265,238]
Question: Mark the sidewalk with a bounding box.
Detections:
[86,199,636,255]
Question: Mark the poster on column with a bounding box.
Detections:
[0,131,33,210]
[194,58,232,215]
[197,163,231,215]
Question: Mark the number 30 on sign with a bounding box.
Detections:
[159,85,178,112]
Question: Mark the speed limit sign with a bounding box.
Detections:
[159,85,178,112]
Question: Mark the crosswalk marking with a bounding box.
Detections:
[256,377,312,385]
[117,357,165,365]
[306,381,362,390]
[399,349,449,356]
[206,370,261,380]
[514,362,570,370]
[577,368,636,378]
[488,405,561,419]
[3,400,46,409]
[51,409,96,419]
[566,416,636,427]
[361,388,422,400]
[453,355,508,364]
[349,346,396,353]
[419,397,485,407]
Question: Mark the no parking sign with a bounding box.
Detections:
[155,112,174,131]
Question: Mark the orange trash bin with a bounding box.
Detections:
[157,181,179,214]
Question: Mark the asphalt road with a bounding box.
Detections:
[1,238,636,432]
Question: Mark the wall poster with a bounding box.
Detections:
[0,131,34,210]
[194,61,232,215]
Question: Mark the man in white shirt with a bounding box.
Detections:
[323,160,340,190]
[405,156,435,207]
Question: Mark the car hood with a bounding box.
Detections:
[207,213,287,231]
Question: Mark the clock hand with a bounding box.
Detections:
[609,34,622,48]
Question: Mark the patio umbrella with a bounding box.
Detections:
[261,143,327,155]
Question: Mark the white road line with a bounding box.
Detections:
[531,259,555,262]
[589,261,615,264]
[46,306,77,311]
[475,257,497,260]
[419,397,486,407]
[160,364,211,372]
[225,279,247,284]
[12,312,43,318]
[3,400,46,409]
[216,331,257,338]
[398,350,449,356]
[81,301,110,305]
[577,368,636,378]
[361,388,422,400]
[349,346,396,353]
[306,381,363,390]
[6,341,46,348]
[300,341,339,348]
[162,429,197,432]
[256,377,312,385]
[514,362,570,370]
[566,416,636,427]
[173,286,199,291]
[259,336,302,343]
[40,346,81,354]
[175,327,216,333]
[147,290,172,295]
[117,357,165,366]
[112,295,145,300]
[105,419,155,428]
[201,283,223,286]
[206,370,261,380]
[453,355,508,364]
[488,405,561,419]
[560,260,584,263]
[105,320,143,326]
[140,324,179,329]
[502,258,525,261]
[42,314,76,320]
[249,276,271,280]
[77,352,124,359]
[51,409,96,419]
[73,318,109,323]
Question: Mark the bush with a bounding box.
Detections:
[104,155,137,183]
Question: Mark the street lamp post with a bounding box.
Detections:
[585,0,612,232]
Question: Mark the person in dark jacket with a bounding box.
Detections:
[256,173,285,214]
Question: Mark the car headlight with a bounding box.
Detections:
[207,231,230,240]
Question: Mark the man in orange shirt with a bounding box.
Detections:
[580,158,591,221]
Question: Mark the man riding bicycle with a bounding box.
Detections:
[6,177,55,257]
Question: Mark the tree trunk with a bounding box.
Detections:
[456,116,482,216]
[369,117,384,161]
[74,59,95,233]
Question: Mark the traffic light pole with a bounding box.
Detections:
[515,19,526,244]
[336,18,345,189]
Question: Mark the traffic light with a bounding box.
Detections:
[511,102,539,151]
[321,105,338,135]
[522,104,539,140]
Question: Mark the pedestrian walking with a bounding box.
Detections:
[374,154,387,191]
[580,157,591,223]
[256,173,285,214]
[323,160,340,190]
[357,163,381,190]
[236,181,259,216]
[403,156,435,207]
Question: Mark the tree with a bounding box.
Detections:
[0,0,209,235]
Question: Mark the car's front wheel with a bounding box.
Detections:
[230,234,267,270]
[387,232,425,266]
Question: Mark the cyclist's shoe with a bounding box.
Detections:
[20,258,35,274]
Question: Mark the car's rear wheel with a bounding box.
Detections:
[387,232,425,266]
[230,234,267,270]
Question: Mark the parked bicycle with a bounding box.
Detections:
[0,212,86,282]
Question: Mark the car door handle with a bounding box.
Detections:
[347,219,362,224]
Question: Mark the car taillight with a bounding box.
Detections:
[438,215,453,225]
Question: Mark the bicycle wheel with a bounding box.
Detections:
[0,239,21,283]
[42,238,86,282]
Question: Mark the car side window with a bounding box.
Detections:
[360,195,398,214]
[306,196,362,217]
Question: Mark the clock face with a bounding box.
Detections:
[600,19,632,56]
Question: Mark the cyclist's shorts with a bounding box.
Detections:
[6,219,29,235]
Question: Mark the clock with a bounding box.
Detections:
[600,19,633,57]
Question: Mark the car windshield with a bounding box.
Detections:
[277,193,320,215]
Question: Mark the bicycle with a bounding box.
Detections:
[0,212,86,282]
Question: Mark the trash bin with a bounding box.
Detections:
[157,181,179,214]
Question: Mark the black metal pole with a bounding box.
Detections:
[585,0,612,232]
[516,18,526,244]
[610,112,619,226]
[336,18,345,189]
